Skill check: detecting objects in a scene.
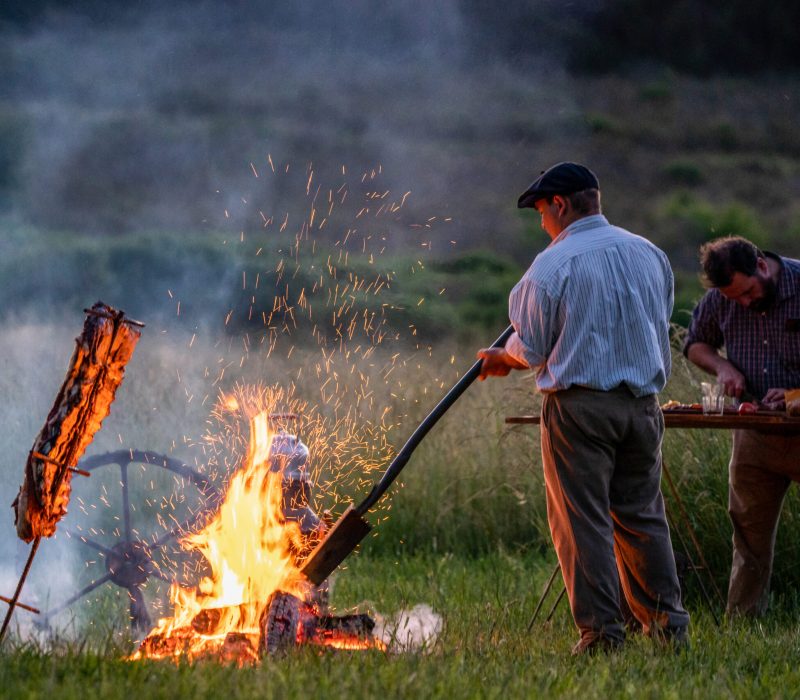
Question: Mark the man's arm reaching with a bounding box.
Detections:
[476,347,528,380]
[686,341,746,398]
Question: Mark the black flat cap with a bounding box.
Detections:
[517,162,599,208]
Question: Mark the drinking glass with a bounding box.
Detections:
[701,381,725,415]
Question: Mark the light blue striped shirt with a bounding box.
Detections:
[505,214,673,396]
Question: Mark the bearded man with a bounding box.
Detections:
[684,236,800,616]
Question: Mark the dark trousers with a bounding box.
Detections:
[728,430,800,616]
[540,387,689,643]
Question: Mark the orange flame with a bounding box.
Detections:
[132,411,310,660]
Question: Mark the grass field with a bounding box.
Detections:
[3,554,800,699]
[3,326,800,698]
[3,6,800,695]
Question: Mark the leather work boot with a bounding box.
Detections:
[651,624,690,653]
[571,635,624,656]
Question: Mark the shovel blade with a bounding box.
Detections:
[301,505,372,585]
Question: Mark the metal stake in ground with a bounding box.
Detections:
[545,586,567,623]
[528,561,562,631]
[665,507,721,627]
[661,460,725,607]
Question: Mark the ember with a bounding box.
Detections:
[133,403,384,662]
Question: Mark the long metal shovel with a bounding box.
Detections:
[301,325,515,585]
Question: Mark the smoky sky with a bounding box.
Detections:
[0,0,590,329]
[1,0,568,235]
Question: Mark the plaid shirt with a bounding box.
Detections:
[684,253,800,399]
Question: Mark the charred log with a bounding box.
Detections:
[258,591,302,656]
[190,602,260,635]
[136,627,195,659]
[219,632,258,665]
[309,612,375,636]
[256,591,380,656]
[13,302,142,542]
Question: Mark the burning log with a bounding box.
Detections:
[219,633,259,666]
[190,602,262,635]
[136,627,197,659]
[131,406,382,662]
[135,593,381,661]
[258,591,380,656]
[12,303,143,542]
[136,629,259,667]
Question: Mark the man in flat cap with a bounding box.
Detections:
[478,162,689,654]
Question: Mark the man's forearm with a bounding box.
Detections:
[686,342,728,376]
[686,342,747,397]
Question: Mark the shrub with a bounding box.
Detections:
[714,203,768,247]
[432,251,517,276]
[672,270,705,327]
[430,252,524,336]
[585,113,620,135]
[639,80,675,102]
[663,160,705,187]
[656,192,769,267]
[567,0,800,76]
[0,226,236,323]
[709,122,740,152]
[0,110,26,205]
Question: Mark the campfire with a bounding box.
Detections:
[132,407,385,662]
[2,305,437,658]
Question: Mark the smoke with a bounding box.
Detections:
[373,603,443,653]
[5,1,468,231]
[0,318,219,642]
[0,0,553,641]
[0,1,570,265]
[0,0,591,339]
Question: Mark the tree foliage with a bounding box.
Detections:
[569,0,800,76]
[3,1,799,76]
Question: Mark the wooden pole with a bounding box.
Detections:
[0,596,40,615]
[0,537,41,644]
[527,561,562,631]
[662,460,725,606]
[0,595,42,615]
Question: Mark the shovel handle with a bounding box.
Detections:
[356,324,515,515]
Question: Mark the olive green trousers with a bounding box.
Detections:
[728,429,800,616]
[540,386,690,644]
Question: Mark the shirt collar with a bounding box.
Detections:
[551,214,609,245]
[766,251,797,302]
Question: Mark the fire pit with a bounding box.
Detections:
[131,408,385,662]
[137,591,380,662]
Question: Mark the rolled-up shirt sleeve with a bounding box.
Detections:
[683,291,723,356]
[506,275,557,370]
[504,331,532,368]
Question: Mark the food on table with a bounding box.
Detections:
[660,400,702,411]
[786,389,800,417]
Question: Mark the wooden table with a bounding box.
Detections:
[506,406,800,618]
[506,409,800,434]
